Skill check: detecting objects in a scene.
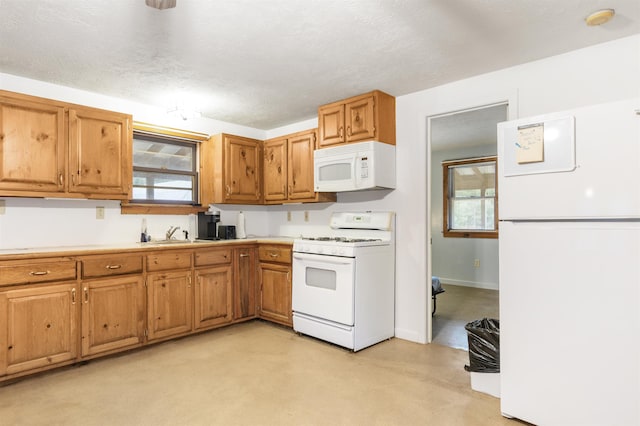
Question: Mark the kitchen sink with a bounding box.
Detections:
[143,239,214,246]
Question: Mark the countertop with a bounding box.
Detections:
[0,236,295,260]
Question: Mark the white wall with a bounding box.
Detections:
[431,145,499,290]
[1,35,638,344]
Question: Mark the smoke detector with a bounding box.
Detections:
[145,0,176,10]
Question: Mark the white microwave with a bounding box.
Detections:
[314,141,396,192]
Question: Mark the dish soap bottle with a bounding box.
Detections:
[140,218,148,242]
[236,211,246,239]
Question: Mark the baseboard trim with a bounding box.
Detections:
[438,277,499,291]
[394,327,427,344]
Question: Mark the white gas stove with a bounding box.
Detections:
[293,211,393,257]
[292,211,395,351]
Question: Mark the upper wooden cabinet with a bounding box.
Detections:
[318,90,396,148]
[0,90,132,200]
[201,134,263,205]
[263,129,335,204]
[68,107,131,198]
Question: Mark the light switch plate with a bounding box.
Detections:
[0,199,5,215]
[96,206,105,220]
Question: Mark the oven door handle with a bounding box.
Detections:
[293,253,353,265]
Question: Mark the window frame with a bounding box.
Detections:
[121,122,209,215]
[442,156,498,239]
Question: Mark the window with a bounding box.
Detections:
[132,133,198,204]
[442,156,498,238]
[122,123,209,215]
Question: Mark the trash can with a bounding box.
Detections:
[464,318,500,397]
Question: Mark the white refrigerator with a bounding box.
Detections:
[497,98,640,426]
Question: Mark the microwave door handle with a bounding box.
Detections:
[293,253,353,265]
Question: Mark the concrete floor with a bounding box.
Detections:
[0,320,518,426]
[432,284,500,350]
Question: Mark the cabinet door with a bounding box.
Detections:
[68,107,131,199]
[345,95,376,143]
[263,137,288,202]
[318,103,345,147]
[81,275,145,357]
[0,93,65,193]
[0,282,78,376]
[194,266,233,330]
[225,136,262,203]
[147,271,193,341]
[288,130,317,200]
[234,248,257,320]
[259,263,292,327]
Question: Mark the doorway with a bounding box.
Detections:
[428,103,506,350]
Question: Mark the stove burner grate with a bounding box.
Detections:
[301,237,382,243]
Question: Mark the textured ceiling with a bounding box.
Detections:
[1,0,639,130]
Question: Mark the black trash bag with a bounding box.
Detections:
[464,318,500,373]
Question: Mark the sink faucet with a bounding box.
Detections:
[166,226,180,240]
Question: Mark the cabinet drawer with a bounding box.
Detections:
[195,248,232,267]
[146,251,192,272]
[0,259,77,286]
[258,245,292,264]
[82,255,143,278]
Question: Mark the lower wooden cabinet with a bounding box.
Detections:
[257,244,293,327]
[258,263,292,326]
[0,242,292,382]
[234,247,257,320]
[81,275,145,357]
[0,282,79,376]
[147,271,193,341]
[194,266,233,330]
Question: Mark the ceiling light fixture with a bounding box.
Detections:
[145,0,176,10]
[167,106,201,121]
[585,9,615,26]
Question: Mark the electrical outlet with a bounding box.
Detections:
[96,206,105,220]
[287,211,291,222]
[474,259,480,268]
[0,199,5,215]
[304,211,309,222]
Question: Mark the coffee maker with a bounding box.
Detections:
[197,211,221,240]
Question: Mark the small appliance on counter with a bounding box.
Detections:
[197,211,220,240]
[217,225,236,240]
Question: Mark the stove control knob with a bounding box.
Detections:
[338,248,345,256]
[331,248,337,255]
[317,247,324,254]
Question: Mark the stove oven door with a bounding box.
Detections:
[292,252,355,326]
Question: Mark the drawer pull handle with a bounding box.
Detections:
[269,253,278,258]
[240,253,249,258]
[71,288,76,304]
[106,264,122,270]
[29,270,50,276]
[84,287,89,303]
